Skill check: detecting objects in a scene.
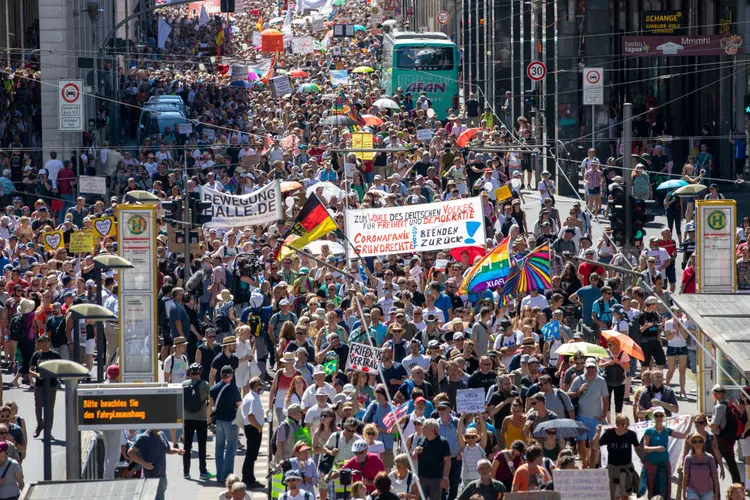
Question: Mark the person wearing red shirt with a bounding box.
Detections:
[56,161,77,212]
[578,248,605,286]
[334,440,385,492]
[658,228,678,293]
[680,255,697,294]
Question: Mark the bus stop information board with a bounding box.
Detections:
[77,385,184,430]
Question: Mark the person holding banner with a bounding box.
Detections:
[642,406,692,499]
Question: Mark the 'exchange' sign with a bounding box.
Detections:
[642,11,683,34]
[77,385,184,430]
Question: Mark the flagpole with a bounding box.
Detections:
[282,244,359,281]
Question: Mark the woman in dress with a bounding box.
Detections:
[642,407,691,499]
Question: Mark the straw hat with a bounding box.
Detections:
[221,335,236,347]
[219,289,234,302]
[18,298,35,314]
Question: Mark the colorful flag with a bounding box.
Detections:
[261,53,277,84]
[541,320,560,341]
[382,402,409,432]
[323,358,337,376]
[332,90,346,115]
[256,16,264,32]
[499,242,552,296]
[275,194,338,261]
[459,236,512,294]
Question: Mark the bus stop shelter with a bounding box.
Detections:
[672,294,750,413]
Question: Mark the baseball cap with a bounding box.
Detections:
[585,357,597,367]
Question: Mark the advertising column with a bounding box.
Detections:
[116,204,158,382]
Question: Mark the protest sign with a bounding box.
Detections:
[270,75,293,97]
[230,63,248,81]
[456,388,486,413]
[178,123,193,135]
[241,154,262,168]
[330,70,349,86]
[79,175,107,195]
[292,36,315,54]
[345,197,486,257]
[204,129,216,141]
[252,32,262,46]
[312,16,325,32]
[416,129,434,141]
[351,132,374,160]
[494,185,512,202]
[553,469,609,500]
[199,181,282,228]
[346,342,384,373]
[42,230,64,252]
[69,230,95,253]
[92,216,116,239]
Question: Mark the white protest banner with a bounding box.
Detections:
[346,342,384,373]
[178,123,193,135]
[345,197,486,257]
[600,414,691,474]
[252,32,262,46]
[416,128,434,141]
[292,36,315,54]
[553,469,609,500]
[456,388,486,413]
[230,63,248,81]
[330,70,349,86]
[312,16,325,32]
[79,175,107,195]
[199,181,283,228]
[204,128,216,141]
[270,75,294,97]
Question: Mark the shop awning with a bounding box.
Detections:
[672,294,750,377]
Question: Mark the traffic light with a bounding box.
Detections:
[161,199,183,227]
[220,0,235,12]
[524,88,538,109]
[608,183,626,246]
[189,192,213,225]
[745,94,750,115]
[632,199,647,244]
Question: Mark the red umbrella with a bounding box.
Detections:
[290,69,309,77]
[456,127,482,147]
[362,114,383,126]
[450,246,487,263]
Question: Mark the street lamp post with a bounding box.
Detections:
[92,256,133,382]
[69,304,118,381]
[38,359,90,481]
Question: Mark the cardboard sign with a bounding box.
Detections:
[433,258,449,271]
[456,388,486,413]
[241,154,262,168]
[270,75,294,97]
[178,123,193,135]
[79,175,107,195]
[553,469,609,500]
[330,70,349,87]
[42,230,64,252]
[92,216,116,239]
[291,36,315,54]
[351,132,374,160]
[494,185,512,202]
[69,230,95,254]
[312,17,325,32]
[346,342,384,373]
[416,128,434,141]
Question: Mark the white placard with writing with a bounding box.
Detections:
[346,342,384,373]
[456,388,486,413]
[553,469,609,500]
[292,36,315,54]
[178,123,193,135]
[312,17,325,32]
[199,182,283,228]
[416,128,434,141]
[78,175,107,195]
[270,75,294,97]
[252,33,262,46]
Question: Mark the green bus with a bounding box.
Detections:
[382,32,459,120]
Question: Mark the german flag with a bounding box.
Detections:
[275,194,337,261]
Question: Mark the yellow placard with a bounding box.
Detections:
[69,230,95,254]
[351,132,374,160]
[42,230,64,252]
[91,216,116,239]
[494,185,512,202]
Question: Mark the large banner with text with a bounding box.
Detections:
[199,182,282,229]
[345,197,486,257]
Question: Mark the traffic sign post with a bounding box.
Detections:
[58,80,84,132]
[582,68,603,149]
[526,61,547,82]
[436,11,449,25]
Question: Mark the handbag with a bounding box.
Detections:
[210,383,229,426]
[318,431,340,475]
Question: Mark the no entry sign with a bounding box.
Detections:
[58,80,84,132]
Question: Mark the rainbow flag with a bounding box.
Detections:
[332,90,346,115]
[459,236,512,294]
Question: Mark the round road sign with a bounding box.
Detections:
[526,61,546,82]
[436,11,449,25]
[585,68,601,85]
[61,82,80,104]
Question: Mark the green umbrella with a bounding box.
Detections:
[277,68,290,75]
[298,83,322,93]
[554,342,609,359]
[333,0,346,5]
[352,66,375,73]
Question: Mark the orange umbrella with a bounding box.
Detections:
[456,127,482,147]
[600,330,645,361]
[261,29,284,52]
[361,114,383,126]
[280,181,304,193]
[290,69,309,77]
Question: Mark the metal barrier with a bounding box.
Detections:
[80,431,105,480]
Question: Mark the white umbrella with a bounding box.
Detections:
[305,240,346,255]
[292,19,307,26]
[382,19,398,27]
[373,98,400,110]
[307,181,343,201]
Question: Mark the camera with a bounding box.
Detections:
[338,468,353,486]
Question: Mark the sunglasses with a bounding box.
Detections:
[692,439,704,444]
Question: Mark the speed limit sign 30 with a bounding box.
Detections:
[526,61,547,82]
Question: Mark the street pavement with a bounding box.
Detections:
[9,184,747,497]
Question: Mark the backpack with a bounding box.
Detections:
[603,351,626,387]
[270,418,292,457]
[183,379,206,413]
[9,313,24,342]
[247,313,262,337]
[51,316,68,348]
[719,400,747,441]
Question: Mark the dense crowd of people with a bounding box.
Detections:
[0,1,747,500]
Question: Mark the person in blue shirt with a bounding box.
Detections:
[570,272,602,344]
[591,285,618,336]
[429,281,453,322]
[730,133,747,180]
[642,406,691,498]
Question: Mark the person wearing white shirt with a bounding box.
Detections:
[520,290,549,310]
[401,339,430,374]
[301,367,336,408]
[303,388,331,430]
[43,151,64,190]
[240,377,265,488]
